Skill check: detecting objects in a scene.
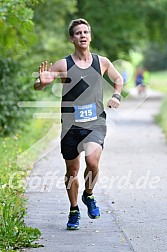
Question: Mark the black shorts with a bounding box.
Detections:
[61,125,106,160]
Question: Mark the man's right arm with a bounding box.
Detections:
[34,59,66,91]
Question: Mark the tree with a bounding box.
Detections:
[31,0,77,64]
[0,0,38,59]
[142,43,167,71]
[0,0,78,135]
[77,0,167,60]
[0,0,44,135]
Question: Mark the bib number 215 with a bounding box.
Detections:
[74,103,97,122]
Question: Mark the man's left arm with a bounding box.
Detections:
[105,58,123,108]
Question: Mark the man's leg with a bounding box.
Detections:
[82,142,102,219]
[65,155,80,207]
[84,142,102,193]
[65,155,81,230]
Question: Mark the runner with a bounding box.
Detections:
[34,18,123,230]
[135,67,146,95]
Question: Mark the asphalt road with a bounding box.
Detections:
[25,89,167,252]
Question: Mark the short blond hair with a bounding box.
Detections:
[68,18,91,36]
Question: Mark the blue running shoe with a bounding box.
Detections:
[67,210,80,230]
[82,194,100,219]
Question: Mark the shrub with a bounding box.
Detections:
[0,58,34,136]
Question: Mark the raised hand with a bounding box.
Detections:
[39,61,55,86]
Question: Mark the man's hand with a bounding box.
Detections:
[107,97,120,109]
[34,61,55,90]
[39,61,55,86]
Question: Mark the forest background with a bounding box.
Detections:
[0,0,167,250]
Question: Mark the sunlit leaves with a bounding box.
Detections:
[77,0,167,59]
[0,0,36,58]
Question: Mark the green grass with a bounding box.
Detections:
[0,109,60,251]
[155,97,167,141]
[148,71,167,140]
[149,71,167,93]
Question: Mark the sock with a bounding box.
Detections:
[83,190,92,198]
[70,205,79,211]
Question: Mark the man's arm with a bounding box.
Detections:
[34,59,66,91]
[101,57,123,108]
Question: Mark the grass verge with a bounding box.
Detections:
[148,71,167,140]
[0,110,60,251]
[155,97,167,141]
[149,71,167,93]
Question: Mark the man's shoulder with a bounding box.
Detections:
[97,55,111,67]
[52,58,67,72]
[92,53,109,64]
[95,55,112,75]
[98,55,109,61]
[55,58,67,65]
[54,55,72,67]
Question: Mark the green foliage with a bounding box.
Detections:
[0,0,77,135]
[0,58,35,136]
[0,147,36,250]
[0,187,42,250]
[144,0,167,43]
[142,43,167,71]
[31,0,77,64]
[155,97,167,141]
[0,0,76,136]
[77,0,167,60]
[0,108,60,250]
[149,71,167,93]
[0,113,57,250]
[0,0,44,136]
[0,0,37,59]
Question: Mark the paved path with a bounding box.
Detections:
[25,89,167,252]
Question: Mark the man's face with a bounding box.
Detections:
[70,24,91,48]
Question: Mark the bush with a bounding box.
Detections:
[0,0,40,136]
[0,186,42,250]
[0,115,56,250]
[0,58,35,136]
[143,43,167,71]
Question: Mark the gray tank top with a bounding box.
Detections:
[61,53,106,130]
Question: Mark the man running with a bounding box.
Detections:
[34,18,123,230]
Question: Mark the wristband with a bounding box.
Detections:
[112,93,121,101]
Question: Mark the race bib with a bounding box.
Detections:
[74,103,97,122]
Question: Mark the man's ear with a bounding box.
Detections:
[89,32,92,42]
[69,36,74,43]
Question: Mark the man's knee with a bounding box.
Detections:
[66,166,79,178]
[65,159,80,177]
[86,158,99,172]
